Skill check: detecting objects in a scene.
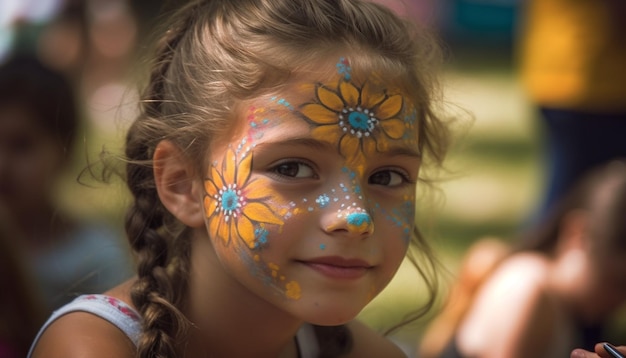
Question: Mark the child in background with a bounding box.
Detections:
[29,0,451,356]
[418,160,626,358]
[417,238,510,358]
[0,204,46,358]
[0,55,134,312]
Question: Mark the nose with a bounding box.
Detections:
[323,207,374,237]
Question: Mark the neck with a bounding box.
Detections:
[183,229,302,358]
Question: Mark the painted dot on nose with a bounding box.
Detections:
[346,212,372,230]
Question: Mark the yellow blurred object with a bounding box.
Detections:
[519,0,626,112]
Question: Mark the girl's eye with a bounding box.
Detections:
[369,170,408,187]
[272,161,317,179]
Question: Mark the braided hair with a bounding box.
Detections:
[125,3,200,356]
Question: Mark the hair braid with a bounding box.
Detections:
[125,3,199,357]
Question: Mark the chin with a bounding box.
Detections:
[305,311,358,326]
[294,297,366,326]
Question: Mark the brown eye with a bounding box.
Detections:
[273,161,316,178]
[369,170,406,187]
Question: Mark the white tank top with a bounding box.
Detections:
[28,294,320,358]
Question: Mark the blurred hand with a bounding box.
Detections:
[571,343,626,358]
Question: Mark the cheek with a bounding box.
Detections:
[203,153,301,298]
[374,194,416,244]
[203,146,290,251]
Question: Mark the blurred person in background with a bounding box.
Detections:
[517,0,626,222]
[0,204,46,358]
[0,55,133,313]
[3,0,140,135]
[0,0,65,63]
[417,160,626,358]
[417,237,510,358]
[37,0,138,96]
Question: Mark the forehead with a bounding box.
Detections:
[238,58,420,151]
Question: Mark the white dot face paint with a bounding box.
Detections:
[202,56,421,326]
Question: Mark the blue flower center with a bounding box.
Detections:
[221,189,239,211]
[348,111,370,130]
[339,107,378,138]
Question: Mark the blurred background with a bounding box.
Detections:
[1,0,624,356]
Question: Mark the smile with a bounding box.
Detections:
[298,256,373,280]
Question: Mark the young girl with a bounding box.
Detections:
[29,0,450,356]
[0,205,46,358]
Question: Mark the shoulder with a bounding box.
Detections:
[31,282,138,358]
[456,253,557,357]
[30,311,135,358]
[459,253,551,323]
[475,252,550,298]
[344,320,407,358]
[472,252,553,314]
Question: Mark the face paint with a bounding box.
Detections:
[315,194,330,208]
[298,79,417,169]
[380,195,416,244]
[336,57,352,81]
[204,145,286,249]
[345,211,373,232]
[204,142,303,300]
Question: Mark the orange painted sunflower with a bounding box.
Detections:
[299,80,408,162]
[204,147,284,249]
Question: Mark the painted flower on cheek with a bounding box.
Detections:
[204,147,284,249]
[299,80,406,162]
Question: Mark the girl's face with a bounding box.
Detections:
[202,58,420,325]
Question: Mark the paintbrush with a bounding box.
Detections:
[604,343,625,358]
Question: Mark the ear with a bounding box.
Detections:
[153,140,205,228]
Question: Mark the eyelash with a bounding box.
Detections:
[269,160,318,180]
[369,168,414,187]
[267,160,415,187]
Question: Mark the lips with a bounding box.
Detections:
[299,256,373,280]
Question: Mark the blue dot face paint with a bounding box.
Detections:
[316,194,330,208]
[347,211,371,227]
[336,57,352,80]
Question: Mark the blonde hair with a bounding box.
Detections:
[124,0,449,356]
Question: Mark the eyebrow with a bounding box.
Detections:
[254,137,421,159]
[253,137,335,152]
[383,146,422,159]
